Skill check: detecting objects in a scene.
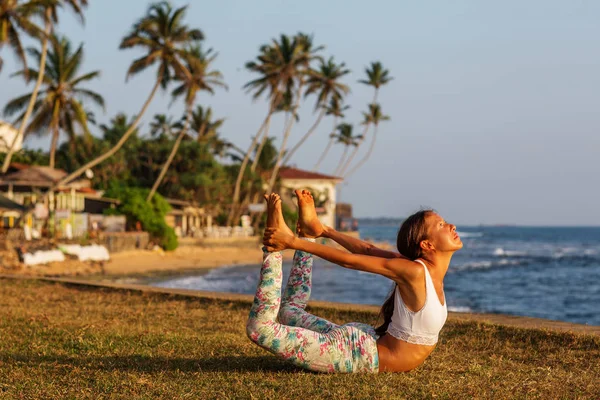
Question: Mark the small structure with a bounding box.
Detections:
[0,164,119,237]
[164,198,209,237]
[0,121,22,153]
[278,167,343,228]
[0,192,26,229]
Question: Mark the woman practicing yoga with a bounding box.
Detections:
[246,190,462,373]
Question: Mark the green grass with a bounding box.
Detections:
[0,278,599,399]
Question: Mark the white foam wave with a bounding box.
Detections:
[448,306,473,313]
[493,248,528,257]
[457,231,483,238]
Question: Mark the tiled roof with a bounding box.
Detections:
[279,167,342,181]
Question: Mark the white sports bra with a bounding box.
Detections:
[386,259,448,345]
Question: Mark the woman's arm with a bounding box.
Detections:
[264,228,419,282]
[322,225,404,259]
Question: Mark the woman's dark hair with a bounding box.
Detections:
[374,209,434,336]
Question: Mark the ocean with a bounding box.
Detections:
[146,223,600,326]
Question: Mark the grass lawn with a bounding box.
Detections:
[0,278,599,399]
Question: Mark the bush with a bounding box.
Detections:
[104,185,178,251]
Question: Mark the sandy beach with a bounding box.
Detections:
[2,242,296,278]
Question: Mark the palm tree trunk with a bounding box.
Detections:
[226,111,271,226]
[338,123,369,176]
[232,114,273,226]
[250,114,272,172]
[52,77,162,189]
[334,146,349,176]
[281,107,326,166]
[265,83,304,194]
[1,11,52,173]
[146,106,192,202]
[313,118,337,171]
[48,113,60,169]
[344,124,379,178]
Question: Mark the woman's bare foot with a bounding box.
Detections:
[264,193,294,237]
[295,189,324,238]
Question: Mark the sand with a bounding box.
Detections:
[2,244,294,278]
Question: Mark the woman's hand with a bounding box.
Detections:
[263,227,295,252]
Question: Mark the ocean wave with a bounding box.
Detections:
[448,306,473,313]
[453,259,523,272]
[457,231,483,238]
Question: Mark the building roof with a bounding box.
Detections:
[0,193,26,212]
[279,167,342,181]
[0,165,87,188]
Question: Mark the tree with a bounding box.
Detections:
[331,123,362,175]
[313,96,349,171]
[51,1,203,191]
[4,34,104,168]
[358,61,393,103]
[146,43,226,202]
[338,61,393,175]
[282,56,350,165]
[2,0,89,173]
[149,113,178,138]
[191,105,224,144]
[264,33,323,194]
[344,103,390,178]
[0,0,42,75]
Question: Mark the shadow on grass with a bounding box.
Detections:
[1,353,301,373]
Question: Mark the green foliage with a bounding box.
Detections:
[104,185,178,251]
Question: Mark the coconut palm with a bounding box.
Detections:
[4,35,104,168]
[149,114,178,138]
[359,61,393,103]
[344,103,390,178]
[337,61,393,176]
[313,96,350,171]
[264,33,322,194]
[332,123,362,175]
[0,0,42,75]
[228,32,321,225]
[190,105,225,144]
[282,56,350,165]
[147,43,226,202]
[2,0,89,173]
[53,1,203,190]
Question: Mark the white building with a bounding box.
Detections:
[278,167,342,229]
[0,121,22,153]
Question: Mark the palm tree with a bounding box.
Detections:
[149,113,177,138]
[227,33,321,225]
[190,105,225,144]
[344,103,390,178]
[52,1,203,190]
[4,35,104,168]
[313,96,349,171]
[282,56,350,165]
[332,123,362,175]
[337,61,393,176]
[359,61,393,103]
[0,0,41,76]
[147,44,226,202]
[2,0,89,173]
[264,33,323,194]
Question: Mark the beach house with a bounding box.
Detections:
[277,167,343,229]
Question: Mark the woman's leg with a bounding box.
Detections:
[278,237,337,333]
[246,248,379,373]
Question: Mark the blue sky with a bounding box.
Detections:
[1,0,599,225]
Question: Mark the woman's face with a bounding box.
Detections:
[423,213,463,253]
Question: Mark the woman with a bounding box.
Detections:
[246,190,462,373]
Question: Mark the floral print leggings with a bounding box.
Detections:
[246,240,379,373]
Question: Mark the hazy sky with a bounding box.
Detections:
[1,0,599,226]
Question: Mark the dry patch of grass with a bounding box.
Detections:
[0,278,598,399]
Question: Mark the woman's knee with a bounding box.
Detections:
[246,317,276,346]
